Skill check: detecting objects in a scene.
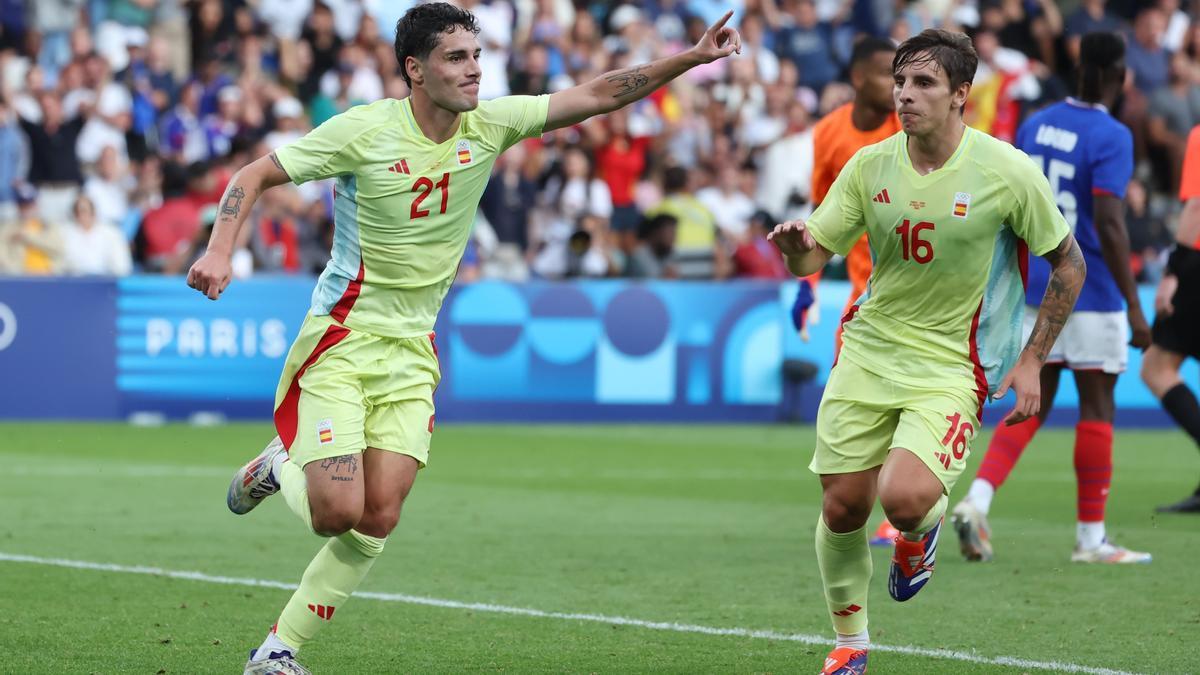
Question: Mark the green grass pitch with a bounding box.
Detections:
[0,422,1196,674]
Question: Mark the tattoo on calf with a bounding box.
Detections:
[607,66,649,98]
[220,186,246,218]
[319,455,359,482]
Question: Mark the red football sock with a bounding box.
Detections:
[1074,421,1114,523]
[975,417,1042,490]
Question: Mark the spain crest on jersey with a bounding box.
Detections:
[952,192,971,219]
[456,139,473,165]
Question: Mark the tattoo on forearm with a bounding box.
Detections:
[1027,236,1086,363]
[220,186,246,218]
[607,66,649,98]
[319,455,359,482]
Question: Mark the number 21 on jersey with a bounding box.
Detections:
[411,172,451,220]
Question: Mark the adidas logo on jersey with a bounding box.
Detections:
[872,188,891,204]
[387,159,411,174]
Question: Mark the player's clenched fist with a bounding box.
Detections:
[187,252,233,301]
[767,220,817,256]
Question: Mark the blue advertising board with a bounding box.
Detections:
[0,278,118,419]
[0,276,1191,426]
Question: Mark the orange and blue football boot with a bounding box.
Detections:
[888,517,941,602]
[821,646,868,674]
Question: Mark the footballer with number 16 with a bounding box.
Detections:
[769,29,1086,674]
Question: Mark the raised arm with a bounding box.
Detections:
[995,232,1087,424]
[543,11,741,132]
[1093,193,1151,348]
[186,152,291,299]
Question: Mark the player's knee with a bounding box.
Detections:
[878,491,927,533]
[311,504,362,537]
[1140,355,1172,397]
[821,490,872,531]
[355,504,402,538]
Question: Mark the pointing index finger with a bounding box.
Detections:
[711,10,733,32]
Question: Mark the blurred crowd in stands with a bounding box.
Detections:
[0,0,1190,283]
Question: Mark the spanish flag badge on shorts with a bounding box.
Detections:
[952,191,971,219]
[317,418,335,445]
[456,139,473,165]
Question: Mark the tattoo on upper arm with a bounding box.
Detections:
[269,152,284,172]
[319,455,359,482]
[607,66,649,98]
[220,186,246,218]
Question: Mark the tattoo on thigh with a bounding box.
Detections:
[319,455,359,482]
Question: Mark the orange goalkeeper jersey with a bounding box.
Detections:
[810,103,900,352]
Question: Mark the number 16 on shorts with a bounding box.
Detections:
[934,412,975,470]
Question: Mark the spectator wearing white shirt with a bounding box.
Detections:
[265,97,307,150]
[84,146,133,232]
[696,164,756,244]
[62,194,132,276]
[532,146,613,278]
[756,99,813,223]
[460,0,514,100]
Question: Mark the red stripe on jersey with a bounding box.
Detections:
[274,325,352,451]
[1091,187,1115,197]
[1016,239,1029,290]
[832,304,861,368]
[330,260,365,323]
[967,301,988,421]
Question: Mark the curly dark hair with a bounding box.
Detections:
[893,29,978,93]
[1078,31,1125,102]
[394,2,481,87]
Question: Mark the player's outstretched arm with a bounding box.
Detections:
[995,233,1086,425]
[768,219,832,277]
[542,11,741,132]
[1094,194,1151,349]
[186,153,292,300]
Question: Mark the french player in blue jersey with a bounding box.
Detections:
[951,32,1153,564]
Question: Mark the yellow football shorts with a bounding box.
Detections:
[811,358,983,494]
[273,313,441,468]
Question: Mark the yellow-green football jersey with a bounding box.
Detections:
[807,126,1070,413]
[275,95,549,338]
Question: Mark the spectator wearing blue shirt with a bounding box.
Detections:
[0,99,28,220]
[1064,0,1123,63]
[1125,7,1170,95]
[777,0,840,95]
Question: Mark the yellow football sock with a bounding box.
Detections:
[274,529,386,650]
[815,516,872,635]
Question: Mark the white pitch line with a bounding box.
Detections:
[0,552,1136,675]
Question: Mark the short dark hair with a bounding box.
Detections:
[1078,31,1125,101]
[638,213,678,240]
[893,29,978,92]
[849,36,896,71]
[394,2,481,87]
[662,166,689,193]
